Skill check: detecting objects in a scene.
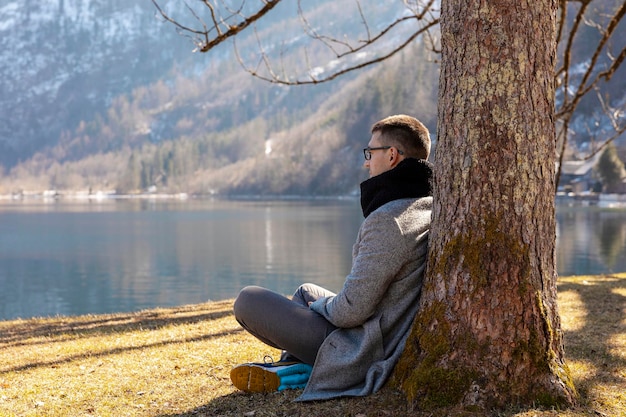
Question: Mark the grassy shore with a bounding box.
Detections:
[1,274,624,417]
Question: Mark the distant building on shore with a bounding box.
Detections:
[558,154,602,194]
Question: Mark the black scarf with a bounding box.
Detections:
[360,158,433,218]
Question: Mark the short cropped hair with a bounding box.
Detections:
[371,115,431,160]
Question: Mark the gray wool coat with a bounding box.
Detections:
[297,196,432,401]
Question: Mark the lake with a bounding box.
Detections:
[1,197,625,321]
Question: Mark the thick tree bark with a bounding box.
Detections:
[393,0,578,410]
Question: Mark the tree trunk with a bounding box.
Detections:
[393,0,578,410]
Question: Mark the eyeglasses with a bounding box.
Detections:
[363,146,403,160]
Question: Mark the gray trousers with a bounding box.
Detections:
[233,283,338,365]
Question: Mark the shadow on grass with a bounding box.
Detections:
[558,274,626,403]
[0,327,244,375]
[0,300,234,348]
[156,388,410,417]
[0,301,243,375]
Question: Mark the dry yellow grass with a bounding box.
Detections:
[0,273,624,417]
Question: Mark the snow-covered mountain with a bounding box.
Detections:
[0,0,402,171]
[0,0,197,167]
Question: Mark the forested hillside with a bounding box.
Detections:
[0,0,622,196]
[3,41,438,196]
[0,0,438,196]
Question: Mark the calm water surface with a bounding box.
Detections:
[1,198,625,320]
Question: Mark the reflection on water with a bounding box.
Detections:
[0,198,362,320]
[0,198,625,320]
[556,206,626,276]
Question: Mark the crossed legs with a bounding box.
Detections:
[233,283,338,365]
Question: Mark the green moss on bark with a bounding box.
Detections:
[433,212,532,288]
[394,301,479,409]
[394,209,577,409]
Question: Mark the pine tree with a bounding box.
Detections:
[596,143,626,193]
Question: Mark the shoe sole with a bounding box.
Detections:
[230,364,280,393]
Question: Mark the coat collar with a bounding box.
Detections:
[360,158,433,218]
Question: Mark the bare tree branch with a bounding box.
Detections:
[553,0,626,179]
[152,0,282,52]
[235,16,439,85]
[233,0,440,84]
[556,1,626,118]
[295,0,437,59]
